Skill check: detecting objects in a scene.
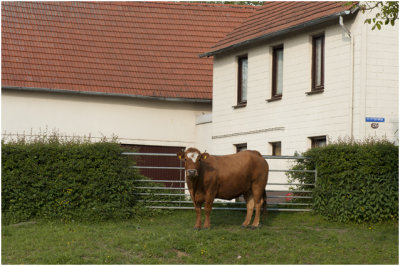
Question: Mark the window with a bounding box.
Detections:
[310,136,326,148]
[270,142,281,156]
[235,143,247,153]
[311,34,325,92]
[237,55,248,106]
[271,45,283,99]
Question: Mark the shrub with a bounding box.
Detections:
[2,135,155,224]
[288,138,398,223]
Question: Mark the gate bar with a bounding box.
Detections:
[123,152,309,160]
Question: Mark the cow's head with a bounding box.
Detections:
[177,147,209,178]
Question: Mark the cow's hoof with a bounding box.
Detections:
[203,227,210,230]
[251,224,262,230]
[194,227,201,231]
[241,225,248,229]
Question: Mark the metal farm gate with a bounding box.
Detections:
[122,152,316,212]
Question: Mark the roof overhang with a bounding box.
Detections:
[200,9,357,58]
[2,86,212,104]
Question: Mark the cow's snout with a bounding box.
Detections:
[187,169,198,177]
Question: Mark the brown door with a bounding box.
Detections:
[121,144,185,189]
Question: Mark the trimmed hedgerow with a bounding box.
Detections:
[288,138,398,223]
[1,135,157,224]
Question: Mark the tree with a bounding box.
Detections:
[356,1,399,30]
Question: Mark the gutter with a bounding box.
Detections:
[200,10,355,58]
[2,86,212,104]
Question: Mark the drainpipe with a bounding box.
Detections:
[339,15,355,140]
[339,15,351,37]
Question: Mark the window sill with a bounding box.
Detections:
[232,103,247,109]
[306,88,324,95]
[266,95,282,102]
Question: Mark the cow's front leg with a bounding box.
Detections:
[194,202,202,230]
[203,191,216,229]
[203,201,213,229]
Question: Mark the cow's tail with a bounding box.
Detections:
[262,189,268,220]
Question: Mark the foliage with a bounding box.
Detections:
[288,138,399,223]
[349,1,399,30]
[1,134,159,224]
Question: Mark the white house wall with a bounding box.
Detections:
[2,90,212,148]
[351,10,399,142]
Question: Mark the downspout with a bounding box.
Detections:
[339,14,355,140]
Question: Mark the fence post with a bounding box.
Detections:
[314,169,318,188]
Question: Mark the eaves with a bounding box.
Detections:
[200,9,358,58]
[2,86,212,104]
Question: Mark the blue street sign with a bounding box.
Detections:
[365,117,385,123]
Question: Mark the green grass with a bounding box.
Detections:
[2,210,398,264]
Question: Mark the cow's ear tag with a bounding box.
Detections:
[177,151,185,160]
[201,153,209,160]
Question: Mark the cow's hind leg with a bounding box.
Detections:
[251,187,264,229]
[242,193,254,228]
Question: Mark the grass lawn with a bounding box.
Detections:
[2,210,398,264]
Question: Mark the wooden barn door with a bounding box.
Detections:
[121,144,185,189]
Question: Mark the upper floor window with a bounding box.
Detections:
[272,45,283,99]
[312,34,325,91]
[237,55,248,106]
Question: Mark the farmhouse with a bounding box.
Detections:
[2,1,398,174]
[201,1,398,156]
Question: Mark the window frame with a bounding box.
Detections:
[269,141,282,156]
[236,54,248,107]
[310,136,327,148]
[311,34,325,92]
[235,143,247,153]
[271,45,284,99]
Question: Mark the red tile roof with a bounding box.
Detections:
[1,1,256,101]
[202,1,356,57]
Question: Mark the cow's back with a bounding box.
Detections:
[206,150,268,200]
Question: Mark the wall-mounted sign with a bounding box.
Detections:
[365,117,385,123]
[371,123,379,129]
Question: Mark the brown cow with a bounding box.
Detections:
[177,147,269,229]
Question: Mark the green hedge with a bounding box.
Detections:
[2,138,152,224]
[289,139,398,223]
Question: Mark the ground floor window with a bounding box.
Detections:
[309,136,327,148]
[235,143,247,152]
[269,141,282,156]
